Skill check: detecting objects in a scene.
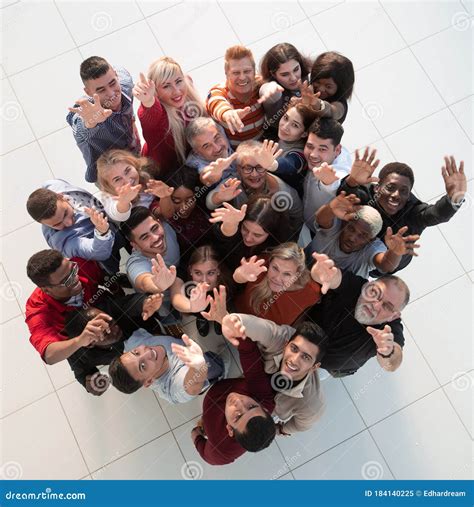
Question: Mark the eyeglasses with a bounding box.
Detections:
[48,262,79,288]
[239,165,266,175]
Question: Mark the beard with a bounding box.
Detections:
[354,302,378,325]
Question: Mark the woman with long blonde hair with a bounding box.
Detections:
[233,242,321,326]
[133,56,205,177]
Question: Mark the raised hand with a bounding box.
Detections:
[222,107,251,135]
[366,325,394,356]
[76,313,112,347]
[442,156,466,204]
[201,152,238,185]
[384,226,421,257]
[237,255,267,282]
[311,252,340,294]
[298,80,322,110]
[328,192,361,221]
[145,179,174,199]
[214,178,242,203]
[201,285,228,324]
[84,207,110,234]
[253,139,283,169]
[188,282,211,313]
[151,253,177,292]
[312,162,339,185]
[114,182,142,204]
[142,293,163,320]
[68,95,112,128]
[209,202,247,227]
[221,314,246,347]
[171,334,206,370]
[347,147,380,186]
[258,81,284,104]
[133,72,155,108]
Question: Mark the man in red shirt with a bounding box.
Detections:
[25,249,110,365]
[192,314,276,465]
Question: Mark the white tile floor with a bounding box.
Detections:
[0,0,472,481]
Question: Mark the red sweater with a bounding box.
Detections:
[138,98,183,177]
[194,337,275,465]
[25,258,104,359]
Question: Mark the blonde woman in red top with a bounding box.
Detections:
[134,57,204,177]
[233,242,321,326]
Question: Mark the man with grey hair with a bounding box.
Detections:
[308,252,410,377]
[309,192,420,278]
[185,117,237,186]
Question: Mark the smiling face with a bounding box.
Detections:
[84,67,122,112]
[303,132,341,169]
[189,260,220,289]
[121,344,169,387]
[312,77,338,101]
[226,57,256,98]
[278,107,307,142]
[273,58,302,91]
[130,216,167,257]
[41,197,75,230]
[241,220,269,248]
[224,392,266,436]
[193,124,229,161]
[375,173,412,216]
[105,161,140,195]
[155,71,188,109]
[171,186,196,219]
[237,155,267,191]
[280,335,320,381]
[43,258,83,300]
[267,257,299,293]
[354,280,405,325]
[339,220,374,253]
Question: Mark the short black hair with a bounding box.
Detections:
[26,188,60,222]
[308,119,344,146]
[290,321,327,363]
[120,206,154,242]
[233,410,276,452]
[378,162,415,189]
[26,249,64,287]
[108,355,142,394]
[80,56,110,82]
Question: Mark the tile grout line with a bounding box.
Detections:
[134,1,166,56]
[216,1,243,45]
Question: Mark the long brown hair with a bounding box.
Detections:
[260,43,310,84]
[187,244,233,293]
[249,242,309,315]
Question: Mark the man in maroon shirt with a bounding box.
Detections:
[192,314,276,465]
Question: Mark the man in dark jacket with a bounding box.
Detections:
[337,149,466,272]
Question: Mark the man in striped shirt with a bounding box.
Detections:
[206,46,265,149]
[67,56,140,183]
